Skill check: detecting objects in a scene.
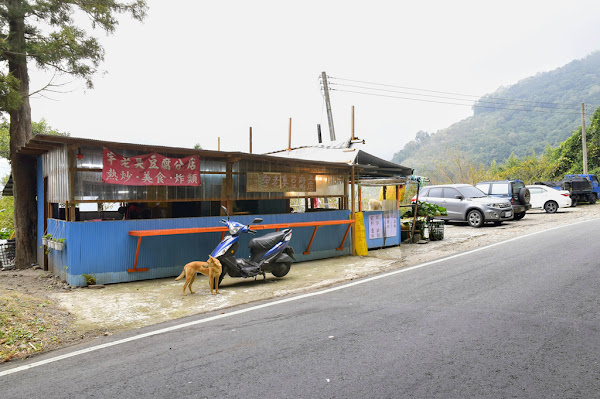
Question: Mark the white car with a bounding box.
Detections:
[526,185,572,213]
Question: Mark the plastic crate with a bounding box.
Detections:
[429,221,444,241]
[0,239,16,268]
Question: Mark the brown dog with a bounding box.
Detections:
[175,255,223,295]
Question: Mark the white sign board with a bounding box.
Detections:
[368,214,383,239]
[384,212,397,238]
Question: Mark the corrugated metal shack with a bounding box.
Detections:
[269,139,414,250]
[16,135,360,286]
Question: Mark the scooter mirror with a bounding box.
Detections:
[221,205,229,218]
[252,218,263,224]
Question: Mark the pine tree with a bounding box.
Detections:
[0,1,147,268]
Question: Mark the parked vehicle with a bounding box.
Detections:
[211,206,296,284]
[475,180,532,220]
[553,176,595,206]
[526,185,572,213]
[563,174,599,204]
[414,184,513,227]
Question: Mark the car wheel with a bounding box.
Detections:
[588,194,597,204]
[514,212,526,220]
[518,188,531,204]
[571,196,578,207]
[544,201,558,213]
[467,210,484,228]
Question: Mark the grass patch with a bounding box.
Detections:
[0,292,64,363]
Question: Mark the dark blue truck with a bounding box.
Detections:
[550,174,599,206]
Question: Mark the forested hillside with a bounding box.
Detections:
[393,52,600,174]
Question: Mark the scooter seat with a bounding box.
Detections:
[248,229,290,250]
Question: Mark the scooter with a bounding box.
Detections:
[211,206,296,284]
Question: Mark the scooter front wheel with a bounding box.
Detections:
[271,262,291,278]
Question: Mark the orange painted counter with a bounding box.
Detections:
[128,219,354,272]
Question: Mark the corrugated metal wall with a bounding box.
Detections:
[46,210,352,286]
[362,210,402,248]
[42,147,69,203]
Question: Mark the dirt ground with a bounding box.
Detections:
[2,204,600,363]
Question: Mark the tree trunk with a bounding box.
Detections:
[8,0,37,269]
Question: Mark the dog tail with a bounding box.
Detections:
[175,269,185,281]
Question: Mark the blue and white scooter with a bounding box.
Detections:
[211,206,295,284]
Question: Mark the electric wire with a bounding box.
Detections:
[320,75,599,114]
[328,82,580,111]
[327,76,585,108]
[330,88,583,115]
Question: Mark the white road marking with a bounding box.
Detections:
[1,217,596,377]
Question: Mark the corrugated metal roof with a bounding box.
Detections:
[16,134,353,171]
[267,139,413,178]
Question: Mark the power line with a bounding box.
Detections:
[328,82,580,111]
[329,88,583,115]
[326,75,587,108]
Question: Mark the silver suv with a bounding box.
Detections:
[415,184,514,227]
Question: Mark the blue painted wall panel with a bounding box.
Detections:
[363,210,401,249]
[46,210,353,286]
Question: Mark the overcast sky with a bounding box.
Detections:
[25,0,600,167]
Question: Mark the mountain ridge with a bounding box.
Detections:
[393,52,600,174]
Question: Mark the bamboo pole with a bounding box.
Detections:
[351,165,356,255]
[288,118,292,150]
[351,106,355,140]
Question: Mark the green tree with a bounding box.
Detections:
[0,119,68,159]
[0,1,147,269]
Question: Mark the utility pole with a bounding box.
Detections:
[321,71,336,141]
[582,103,588,174]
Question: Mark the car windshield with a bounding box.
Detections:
[456,186,487,198]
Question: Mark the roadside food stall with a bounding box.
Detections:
[16,135,358,286]
[268,139,413,251]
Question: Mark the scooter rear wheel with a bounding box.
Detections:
[271,262,291,278]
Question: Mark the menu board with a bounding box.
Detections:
[384,211,397,237]
[368,214,383,239]
[247,172,317,193]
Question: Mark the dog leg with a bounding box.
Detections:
[214,277,220,294]
[189,273,196,294]
[182,275,189,296]
[209,275,215,295]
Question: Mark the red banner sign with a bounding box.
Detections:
[102,148,201,186]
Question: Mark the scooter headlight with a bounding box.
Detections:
[229,225,242,235]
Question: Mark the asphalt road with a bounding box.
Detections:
[2,218,600,398]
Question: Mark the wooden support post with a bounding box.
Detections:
[288,118,292,150]
[351,166,356,255]
[358,183,362,212]
[249,127,253,154]
[351,105,355,140]
[411,180,421,243]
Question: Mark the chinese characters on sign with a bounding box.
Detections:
[383,211,397,238]
[246,172,317,193]
[102,148,201,186]
[368,214,383,239]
